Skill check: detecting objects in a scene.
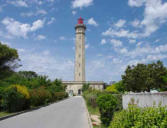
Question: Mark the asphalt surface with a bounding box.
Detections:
[0,96,90,128]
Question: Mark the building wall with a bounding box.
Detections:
[64,81,104,95]
[123,93,167,109]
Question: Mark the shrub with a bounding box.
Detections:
[54,92,68,101]
[29,86,52,106]
[106,81,125,94]
[83,89,101,108]
[2,85,30,112]
[96,93,118,126]
[109,105,167,128]
[82,83,90,92]
[0,87,4,110]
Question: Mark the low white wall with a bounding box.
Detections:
[123,92,167,109]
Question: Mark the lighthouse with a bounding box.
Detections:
[63,18,104,96]
[74,17,86,82]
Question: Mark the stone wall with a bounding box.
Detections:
[123,92,167,109]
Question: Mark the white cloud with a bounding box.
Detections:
[2,17,44,38]
[131,19,140,27]
[129,39,136,44]
[36,35,46,40]
[9,0,28,7]
[47,17,56,25]
[87,18,98,27]
[18,50,74,80]
[128,0,167,37]
[120,48,128,54]
[42,50,50,55]
[115,19,126,28]
[72,0,93,9]
[136,41,143,46]
[102,28,138,39]
[59,36,66,40]
[85,44,89,49]
[18,48,25,53]
[101,39,106,45]
[117,43,167,58]
[112,58,122,64]
[72,11,77,15]
[110,39,122,47]
[128,0,145,7]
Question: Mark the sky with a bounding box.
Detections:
[0,0,167,83]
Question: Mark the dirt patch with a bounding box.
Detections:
[91,114,101,126]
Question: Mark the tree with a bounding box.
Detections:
[18,71,38,80]
[0,42,19,79]
[122,61,167,92]
[106,81,125,93]
[82,83,90,92]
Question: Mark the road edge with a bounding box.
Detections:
[83,96,93,128]
[0,98,69,121]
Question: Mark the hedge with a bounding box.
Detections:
[29,86,52,106]
[2,85,30,112]
[109,105,167,128]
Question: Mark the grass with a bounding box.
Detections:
[87,104,100,115]
[85,103,106,128]
[0,111,14,118]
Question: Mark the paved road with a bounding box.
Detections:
[0,96,90,128]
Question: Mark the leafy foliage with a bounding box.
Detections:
[96,93,118,126]
[82,83,90,92]
[83,89,101,108]
[2,85,30,112]
[106,81,125,94]
[29,86,52,106]
[0,42,19,80]
[122,61,167,92]
[109,105,167,128]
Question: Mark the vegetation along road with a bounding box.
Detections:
[0,96,90,128]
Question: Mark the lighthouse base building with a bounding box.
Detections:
[63,18,104,96]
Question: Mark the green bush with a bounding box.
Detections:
[109,105,167,128]
[29,86,52,106]
[82,83,90,92]
[0,87,4,110]
[54,92,68,101]
[83,89,101,108]
[97,93,118,126]
[106,81,125,94]
[2,85,30,112]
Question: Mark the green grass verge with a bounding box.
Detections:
[87,104,100,116]
[85,103,105,128]
[0,112,14,118]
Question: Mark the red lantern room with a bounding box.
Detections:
[78,17,84,24]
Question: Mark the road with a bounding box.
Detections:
[0,96,90,128]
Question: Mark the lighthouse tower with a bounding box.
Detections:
[74,17,86,82]
[63,18,104,96]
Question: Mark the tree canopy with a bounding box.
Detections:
[0,42,19,79]
[122,61,167,92]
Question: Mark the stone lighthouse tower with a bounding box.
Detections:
[74,17,86,82]
[63,18,104,96]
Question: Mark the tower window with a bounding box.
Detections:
[79,54,81,57]
[79,63,80,67]
[79,73,80,76]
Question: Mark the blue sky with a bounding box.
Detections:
[0,0,167,83]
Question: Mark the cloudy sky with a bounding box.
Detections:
[0,0,167,82]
